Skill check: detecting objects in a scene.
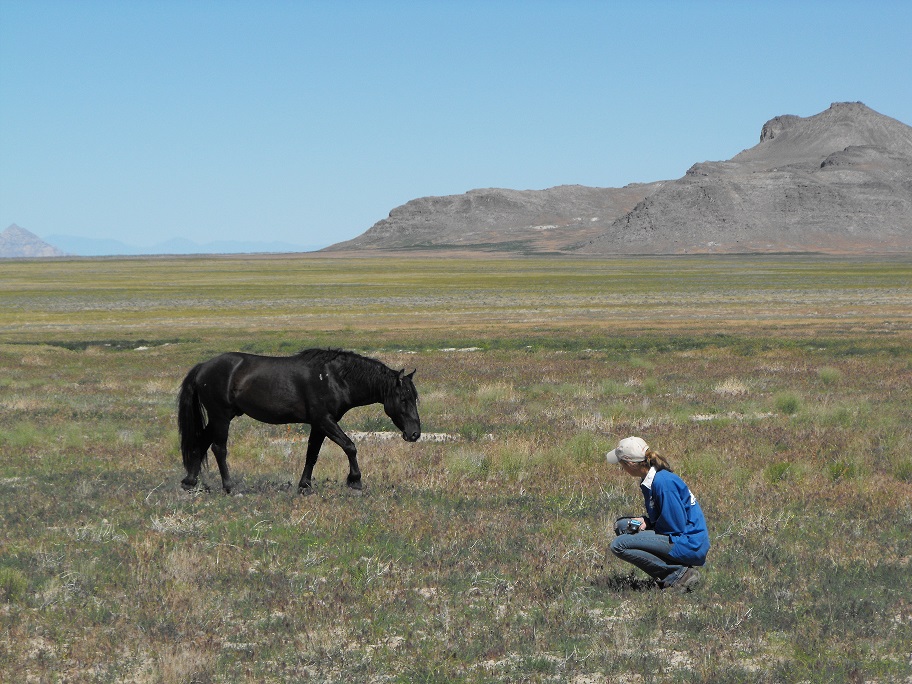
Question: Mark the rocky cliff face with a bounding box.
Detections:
[0,225,67,258]
[576,103,912,254]
[327,102,912,255]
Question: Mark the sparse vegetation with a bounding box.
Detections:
[775,395,801,418]
[1,254,910,682]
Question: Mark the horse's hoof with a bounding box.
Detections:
[223,480,244,495]
[298,484,315,496]
[347,480,363,492]
[181,479,210,493]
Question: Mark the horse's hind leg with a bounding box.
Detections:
[298,428,326,495]
[181,454,207,490]
[181,436,212,491]
[181,461,206,490]
[209,418,236,494]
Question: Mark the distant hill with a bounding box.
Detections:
[325,102,912,255]
[44,234,318,256]
[0,224,67,258]
[0,226,318,257]
[325,183,665,253]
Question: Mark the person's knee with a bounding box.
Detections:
[609,536,627,557]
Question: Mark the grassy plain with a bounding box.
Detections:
[1,254,911,683]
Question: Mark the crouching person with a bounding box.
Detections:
[607,436,709,591]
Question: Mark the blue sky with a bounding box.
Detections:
[2,0,911,252]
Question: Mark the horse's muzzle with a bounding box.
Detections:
[403,430,421,442]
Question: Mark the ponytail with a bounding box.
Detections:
[645,448,673,473]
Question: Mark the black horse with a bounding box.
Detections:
[177,348,420,494]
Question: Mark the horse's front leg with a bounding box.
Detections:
[298,428,326,495]
[322,419,361,491]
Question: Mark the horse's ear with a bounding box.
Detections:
[407,369,416,379]
[396,369,405,385]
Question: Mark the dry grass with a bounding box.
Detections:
[0,254,911,682]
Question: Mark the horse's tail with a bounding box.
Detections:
[177,363,208,475]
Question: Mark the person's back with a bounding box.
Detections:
[641,468,709,566]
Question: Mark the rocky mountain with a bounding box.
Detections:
[0,224,67,258]
[326,183,665,253]
[326,102,912,255]
[578,102,912,254]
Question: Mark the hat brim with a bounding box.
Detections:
[606,448,622,464]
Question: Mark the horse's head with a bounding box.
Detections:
[385,369,421,442]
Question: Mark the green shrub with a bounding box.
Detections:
[596,379,634,397]
[0,423,41,448]
[828,458,860,481]
[679,449,720,481]
[764,461,793,485]
[817,366,843,385]
[628,356,655,371]
[0,567,28,602]
[820,404,855,428]
[564,431,609,465]
[895,458,912,483]
[446,448,489,477]
[641,377,659,395]
[458,421,492,441]
[774,392,801,415]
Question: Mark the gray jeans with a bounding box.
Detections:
[610,520,689,587]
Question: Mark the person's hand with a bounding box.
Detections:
[630,517,646,532]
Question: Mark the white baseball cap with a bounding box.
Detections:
[606,436,649,464]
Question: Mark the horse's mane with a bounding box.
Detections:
[295,347,379,364]
[295,348,392,385]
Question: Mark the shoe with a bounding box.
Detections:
[666,567,701,592]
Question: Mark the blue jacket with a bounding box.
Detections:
[641,467,710,566]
